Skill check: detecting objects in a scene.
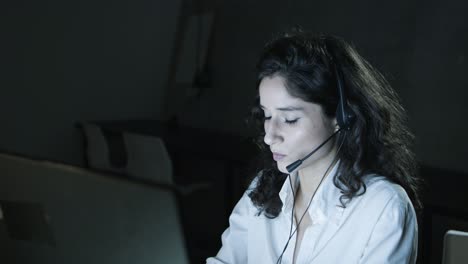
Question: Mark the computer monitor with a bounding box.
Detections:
[0,153,189,264]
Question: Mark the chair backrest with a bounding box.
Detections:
[442,229,468,264]
[0,153,188,264]
[81,123,173,184]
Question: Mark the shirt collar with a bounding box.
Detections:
[278,160,343,225]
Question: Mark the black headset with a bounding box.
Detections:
[334,63,356,131]
[277,38,358,264]
[278,62,356,263]
[284,58,356,174]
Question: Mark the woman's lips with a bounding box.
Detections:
[272,152,286,161]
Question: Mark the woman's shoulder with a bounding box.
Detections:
[359,174,414,211]
[351,174,418,238]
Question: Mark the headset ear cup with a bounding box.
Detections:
[336,101,346,129]
[340,103,356,130]
[333,62,356,130]
[336,102,353,130]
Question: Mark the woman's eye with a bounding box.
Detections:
[285,119,299,125]
[264,116,272,121]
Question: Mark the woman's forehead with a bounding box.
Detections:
[259,76,303,107]
[259,76,323,112]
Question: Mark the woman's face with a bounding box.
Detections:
[259,75,337,174]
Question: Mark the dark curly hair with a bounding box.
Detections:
[247,30,422,218]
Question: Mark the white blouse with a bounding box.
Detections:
[206,162,418,264]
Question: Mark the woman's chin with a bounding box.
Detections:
[276,162,289,174]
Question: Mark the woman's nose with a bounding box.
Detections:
[264,120,282,146]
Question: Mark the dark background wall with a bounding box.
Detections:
[1,0,180,165]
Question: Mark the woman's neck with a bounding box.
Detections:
[296,150,338,201]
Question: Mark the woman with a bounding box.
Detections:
[206,30,421,264]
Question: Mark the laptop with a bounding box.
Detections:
[442,229,468,264]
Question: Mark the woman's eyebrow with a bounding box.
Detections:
[260,105,304,112]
